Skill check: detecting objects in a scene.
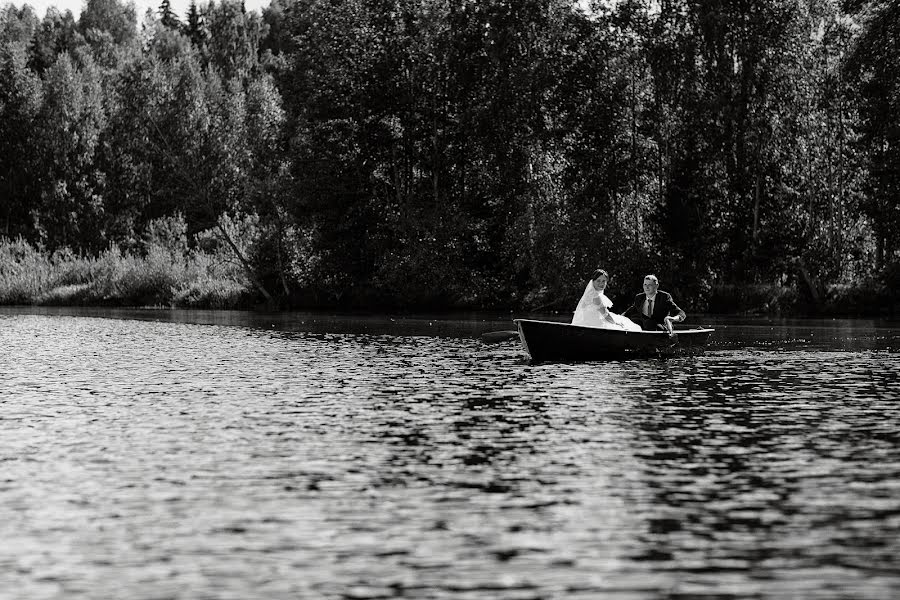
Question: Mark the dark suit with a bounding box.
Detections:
[622,291,683,331]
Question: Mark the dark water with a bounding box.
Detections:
[1,307,898,600]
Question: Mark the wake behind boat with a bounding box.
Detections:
[514,318,714,363]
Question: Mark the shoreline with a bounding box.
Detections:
[2,239,896,319]
[1,287,896,320]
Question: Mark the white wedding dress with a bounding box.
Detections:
[571,281,642,331]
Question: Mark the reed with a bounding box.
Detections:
[0,237,251,308]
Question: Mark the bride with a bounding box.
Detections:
[571,269,642,331]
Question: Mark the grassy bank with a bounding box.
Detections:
[0,237,252,309]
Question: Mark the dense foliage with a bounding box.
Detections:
[1,0,898,312]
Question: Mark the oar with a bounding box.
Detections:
[481,330,519,344]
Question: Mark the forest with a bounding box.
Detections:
[0,0,898,315]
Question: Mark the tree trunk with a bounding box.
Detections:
[752,168,761,243]
[876,232,885,272]
[796,257,823,307]
[216,220,274,303]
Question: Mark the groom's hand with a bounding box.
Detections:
[663,316,676,335]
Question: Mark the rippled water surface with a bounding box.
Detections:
[1,308,899,599]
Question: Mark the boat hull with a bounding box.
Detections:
[514,319,714,363]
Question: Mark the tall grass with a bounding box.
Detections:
[0,218,253,308]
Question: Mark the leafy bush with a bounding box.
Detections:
[707,284,801,315]
[825,280,892,316]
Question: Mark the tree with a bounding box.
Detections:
[0,3,38,46]
[31,53,107,250]
[28,7,80,75]
[183,0,209,50]
[79,0,138,47]
[846,0,900,274]
[0,38,42,238]
[205,0,264,79]
[159,0,181,30]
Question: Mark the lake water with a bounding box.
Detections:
[1,307,899,600]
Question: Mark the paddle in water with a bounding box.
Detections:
[481,330,519,344]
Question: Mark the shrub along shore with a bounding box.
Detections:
[0,219,252,310]
[2,235,895,318]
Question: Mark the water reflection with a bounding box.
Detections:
[596,350,900,596]
[0,310,898,599]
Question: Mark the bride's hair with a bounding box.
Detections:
[590,268,609,281]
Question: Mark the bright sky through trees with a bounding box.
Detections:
[8,0,267,18]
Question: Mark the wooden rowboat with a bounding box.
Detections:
[514,318,714,363]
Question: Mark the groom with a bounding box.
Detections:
[622,274,687,332]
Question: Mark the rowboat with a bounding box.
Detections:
[514,318,715,363]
